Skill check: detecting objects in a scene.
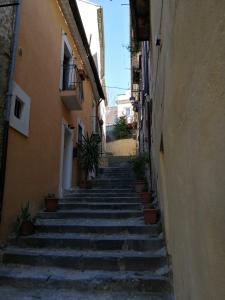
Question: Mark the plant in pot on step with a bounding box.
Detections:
[77,133,100,189]
[130,152,149,192]
[140,182,151,208]
[14,201,36,236]
[45,193,58,212]
[143,206,158,225]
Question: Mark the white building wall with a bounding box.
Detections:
[117,90,134,124]
[77,0,101,74]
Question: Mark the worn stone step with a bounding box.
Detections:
[72,188,135,193]
[0,287,173,300]
[0,265,172,295]
[35,220,161,235]
[3,247,167,271]
[11,233,164,251]
[58,202,141,210]
[92,182,134,186]
[66,192,137,197]
[64,195,139,201]
[38,209,143,219]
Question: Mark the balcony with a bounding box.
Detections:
[60,64,84,111]
[130,0,150,41]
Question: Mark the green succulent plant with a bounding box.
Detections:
[77,133,100,182]
[14,201,36,236]
[130,152,149,180]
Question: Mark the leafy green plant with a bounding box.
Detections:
[113,116,130,139]
[77,133,100,182]
[130,152,149,180]
[14,201,36,236]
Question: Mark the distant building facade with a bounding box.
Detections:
[117,90,134,124]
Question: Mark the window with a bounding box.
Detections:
[14,97,24,119]
[60,32,74,91]
[125,107,130,116]
[78,124,83,145]
[62,43,73,90]
[10,82,31,137]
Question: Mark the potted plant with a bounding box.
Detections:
[45,193,58,212]
[77,133,100,188]
[130,153,149,192]
[15,201,35,236]
[140,184,151,208]
[143,208,158,225]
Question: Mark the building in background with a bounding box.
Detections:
[0,0,105,244]
[105,105,117,142]
[77,0,107,154]
[130,0,225,299]
[117,90,134,124]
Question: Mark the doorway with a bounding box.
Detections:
[60,123,73,194]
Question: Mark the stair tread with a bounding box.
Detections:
[0,264,169,280]
[14,232,162,241]
[36,218,148,226]
[41,209,142,213]
[59,202,140,205]
[5,246,167,258]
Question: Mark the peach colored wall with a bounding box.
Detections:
[0,0,94,244]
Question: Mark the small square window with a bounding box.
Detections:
[10,82,31,137]
[14,97,24,119]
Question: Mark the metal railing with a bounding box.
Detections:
[62,64,83,100]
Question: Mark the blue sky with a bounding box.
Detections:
[90,0,131,106]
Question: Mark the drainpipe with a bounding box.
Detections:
[0,0,22,216]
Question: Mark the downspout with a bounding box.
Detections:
[0,0,22,216]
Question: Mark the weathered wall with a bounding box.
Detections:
[0,0,94,244]
[150,1,225,299]
[106,138,136,156]
[0,5,15,192]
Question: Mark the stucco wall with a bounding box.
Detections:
[0,0,94,244]
[106,138,136,156]
[150,1,225,299]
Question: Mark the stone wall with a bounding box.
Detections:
[0,5,15,189]
[149,1,225,299]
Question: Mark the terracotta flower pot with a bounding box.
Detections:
[20,221,34,236]
[140,192,151,207]
[45,197,58,212]
[144,209,157,224]
[140,192,151,201]
[134,180,145,193]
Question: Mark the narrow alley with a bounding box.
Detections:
[0,0,225,299]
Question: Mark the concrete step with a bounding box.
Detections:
[35,220,161,235]
[58,202,141,210]
[38,209,143,219]
[3,247,167,272]
[0,265,172,294]
[11,233,164,251]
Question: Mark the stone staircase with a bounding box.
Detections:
[0,165,173,299]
